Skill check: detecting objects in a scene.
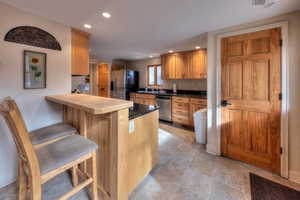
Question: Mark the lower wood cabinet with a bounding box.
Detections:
[131,94,207,127]
[172,96,207,127]
[128,110,158,193]
[172,97,190,125]
[130,93,156,106]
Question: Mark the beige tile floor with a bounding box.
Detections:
[1,128,299,200]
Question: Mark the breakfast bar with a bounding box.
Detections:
[45,94,159,200]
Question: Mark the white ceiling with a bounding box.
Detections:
[1,0,300,60]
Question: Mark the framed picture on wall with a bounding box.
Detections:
[23,50,46,89]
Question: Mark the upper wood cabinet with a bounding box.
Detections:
[71,28,90,75]
[175,53,188,79]
[190,50,207,79]
[161,49,207,80]
[162,53,176,79]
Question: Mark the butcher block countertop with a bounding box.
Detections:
[46,94,133,115]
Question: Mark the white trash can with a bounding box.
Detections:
[193,109,207,144]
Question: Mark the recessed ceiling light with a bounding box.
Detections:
[102,12,111,18]
[84,24,92,29]
[168,50,173,53]
[195,46,201,49]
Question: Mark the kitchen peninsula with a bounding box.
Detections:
[45,94,159,200]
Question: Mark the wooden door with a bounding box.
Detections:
[98,63,110,97]
[162,54,176,79]
[221,28,281,174]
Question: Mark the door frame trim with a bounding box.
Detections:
[215,22,289,178]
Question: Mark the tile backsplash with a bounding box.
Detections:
[160,79,207,91]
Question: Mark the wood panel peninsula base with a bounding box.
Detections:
[45,94,159,200]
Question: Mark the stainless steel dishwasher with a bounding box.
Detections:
[156,95,172,122]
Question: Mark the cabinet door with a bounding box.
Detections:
[130,93,136,101]
[190,50,207,79]
[175,53,186,79]
[162,54,176,80]
[134,98,142,104]
[172,97,190,125]
[184,52,193,79]
[201,50,207,78]
[148,99,156,106]
[71,29,90,75]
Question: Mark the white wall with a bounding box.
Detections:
[206,11,300,183]
[0,3,71,188]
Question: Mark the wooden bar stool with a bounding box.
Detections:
[30,122,77,149]
[11,100,78,149]
[0,98,98,200]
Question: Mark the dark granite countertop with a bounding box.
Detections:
[135,89,207,99]
[129,103,159,120]
[170,93,207,99]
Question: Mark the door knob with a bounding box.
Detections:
[221,100,232,107]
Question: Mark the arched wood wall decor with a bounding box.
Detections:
[4,26,62,51]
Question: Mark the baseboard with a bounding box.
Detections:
[0,178,16,189]
[159,123,195,143]
[289,170,300,184]
[206,144,218,155]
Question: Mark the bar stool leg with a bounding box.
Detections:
[18,160,27,200]
[91,151,98,200]
[72,165,78,186]
[29,175,42,200]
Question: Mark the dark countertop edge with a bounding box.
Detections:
[134,91,207,99]
[129,103,159,120]
[138,88,207,94]
[170,94,207,99]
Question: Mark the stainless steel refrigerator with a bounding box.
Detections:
[111,69,139,100]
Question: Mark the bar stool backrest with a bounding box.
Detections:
[0,97,41,185]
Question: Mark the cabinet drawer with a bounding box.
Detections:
[172,102,189,110]
[190,98,207,104]
[173,109,189,117]
[173,116,190,125]
[172,96,190,103]
[135,93,155,99]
